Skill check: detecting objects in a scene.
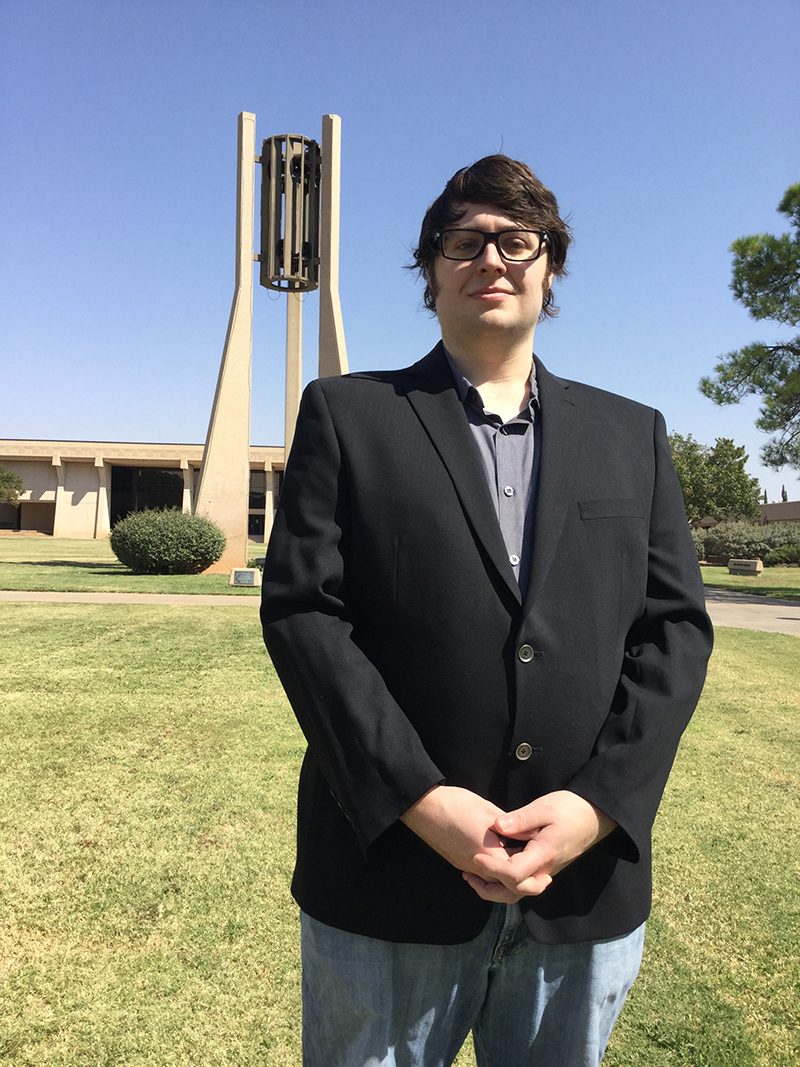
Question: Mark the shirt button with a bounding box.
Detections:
[509,554,520,566]
[503,485,515,497]
[518,644,534,662]
[515,742,533,761]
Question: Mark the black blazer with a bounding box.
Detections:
[261,345,712,945]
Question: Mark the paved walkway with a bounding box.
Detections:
[702,587,800,637]
[0,590,260,607]
[2,587,799,636]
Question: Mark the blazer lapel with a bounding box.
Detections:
[523,358,580,609]
[404,345,523,606]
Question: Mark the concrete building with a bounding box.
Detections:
[3,438,799,542]
[0,439,285,542]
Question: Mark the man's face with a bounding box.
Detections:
[431,204,551,344]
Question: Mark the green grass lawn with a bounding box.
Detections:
[0,607,797,1065]
[7,536,798,606]
[0,537,265,595]
[701,564,800,601]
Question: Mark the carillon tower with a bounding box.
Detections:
[196,113,347,573]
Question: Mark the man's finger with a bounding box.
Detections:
[470,845,556,897]
[473,840,549,883]
[513,873,553,895]
[463,868,552,900]
[462,871,523,903]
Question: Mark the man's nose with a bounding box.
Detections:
[477,238,506,271]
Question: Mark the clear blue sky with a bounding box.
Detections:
[2,0,798,500]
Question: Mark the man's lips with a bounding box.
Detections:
[469,287,513,299]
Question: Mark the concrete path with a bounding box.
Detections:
[0,590,260,607]
[702,587,800,637]
[1,587,799,636]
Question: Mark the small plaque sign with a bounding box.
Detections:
[727,558,763,576]
[229,567,262,587]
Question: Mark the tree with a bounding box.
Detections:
[0,465,24,506]
[700,182,800,470]
[668,433,761,522]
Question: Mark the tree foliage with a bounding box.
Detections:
[668,433,761,522]
[0,465,24,506]
[700,183,800,470]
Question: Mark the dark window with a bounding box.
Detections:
[0,504,21,531]
[110,467,184,526]
[248,513,265,536]
[249,469,267,510]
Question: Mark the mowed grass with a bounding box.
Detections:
[0,607,797,1066]
[3,535,800,603]
[0,537,265,595]
[0,605,302,1065]
[603,627,799,1067]
[701,564,800,601]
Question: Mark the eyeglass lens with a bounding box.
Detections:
[440,230,545,262]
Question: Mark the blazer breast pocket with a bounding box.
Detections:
[578,498,644,520]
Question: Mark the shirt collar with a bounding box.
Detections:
[444,348,540,420]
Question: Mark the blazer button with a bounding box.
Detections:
[518,644,534,662]
[515,742,533,761]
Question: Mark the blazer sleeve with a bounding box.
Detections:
[260,380,444,854]
[565,410,713,862]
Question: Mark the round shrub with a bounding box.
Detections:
[764,543,800,567]
[110,508,226,574]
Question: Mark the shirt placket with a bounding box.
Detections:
[494,422,528,577]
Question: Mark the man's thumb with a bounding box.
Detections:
[496,809,527,836]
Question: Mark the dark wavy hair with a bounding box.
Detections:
[409,155,572,318]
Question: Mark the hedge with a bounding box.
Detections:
[764,543,800,567]
[110,508,226,574]
[694,521,800,565]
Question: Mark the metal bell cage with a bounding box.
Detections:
[259,134,321,292]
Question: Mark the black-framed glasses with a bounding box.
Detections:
[436,229,549,263]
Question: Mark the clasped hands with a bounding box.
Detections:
[400,784,616,904]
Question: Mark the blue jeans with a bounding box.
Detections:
[300,905,645,1067]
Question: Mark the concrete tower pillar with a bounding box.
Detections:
[195,111,256,573]
[318,114,348,378]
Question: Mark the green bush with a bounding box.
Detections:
[702,520,800,565]
[110,508,226,575]
[764,543,800,567]
[691,528,708,561]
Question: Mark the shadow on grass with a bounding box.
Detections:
[703,580,800,602]
[18,560,127,573]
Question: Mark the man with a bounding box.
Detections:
[261,155,712,1067]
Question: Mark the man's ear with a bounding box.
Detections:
[428,263,440,306]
